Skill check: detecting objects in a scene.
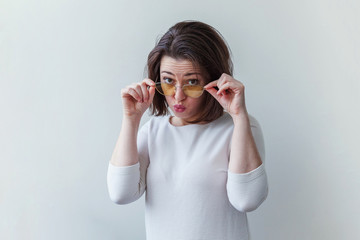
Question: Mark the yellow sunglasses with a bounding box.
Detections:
[155,82,204,98]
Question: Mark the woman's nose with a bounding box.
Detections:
[174,85,186,101]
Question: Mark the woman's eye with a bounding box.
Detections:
[188,79,199,85]
[163,78,173,84]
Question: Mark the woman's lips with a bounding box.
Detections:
[174,104,186,112]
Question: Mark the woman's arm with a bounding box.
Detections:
[205,74,268,212]
[110,78,155,166]
[228,113,262,173]
[110,116,142,167]
[226,114,268,212]
[107,79,155,204]
[107,121,150,204]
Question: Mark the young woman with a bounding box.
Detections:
[107,21,268,240]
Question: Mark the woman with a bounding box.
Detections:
[107,21,268,240]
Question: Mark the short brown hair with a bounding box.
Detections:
[147,20,233,123]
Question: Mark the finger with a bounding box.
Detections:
[140,82,149,102]
[219,74,238,89]
[217,82,232,95]
[131,84,144,102]
[217,76,231,88]
[219,73,231,82]
[143,78,156,87]
[123,87,142,102]
[148,85,156,103]
[204,80,219,89]
[205,86,221,102]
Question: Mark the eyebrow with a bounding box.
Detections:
[161,71,201,77]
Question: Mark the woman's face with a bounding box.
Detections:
[159,55,207,125]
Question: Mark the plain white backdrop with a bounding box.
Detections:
[1,0,359,239]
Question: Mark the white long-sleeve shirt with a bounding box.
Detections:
[107,113,268,240]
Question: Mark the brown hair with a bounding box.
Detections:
[147,20,233,123]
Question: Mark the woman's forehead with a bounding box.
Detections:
[160,56,202,75]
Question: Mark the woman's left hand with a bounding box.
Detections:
[204,73,248,117]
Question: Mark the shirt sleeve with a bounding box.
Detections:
[226,115,269,212]
[107,121,150,204]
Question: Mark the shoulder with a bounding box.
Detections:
[213,112,261,125]
[212,112,262,133]
[248,113,262,130]
[208,112,234,134]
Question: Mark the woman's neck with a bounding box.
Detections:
[169,116,209,126]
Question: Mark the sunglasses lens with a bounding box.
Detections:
[156,83,175,96]
[183,85,204,98]
[155,82,204,98]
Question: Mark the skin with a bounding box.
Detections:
[160,56,207,126]
[110,56,262,173]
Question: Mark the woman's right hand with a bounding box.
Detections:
[121,79,156,119]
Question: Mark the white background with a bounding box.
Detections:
[1,0,359,239]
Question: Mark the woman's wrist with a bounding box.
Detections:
[122,113,142,124]
[230,109,249,125]
[121,115,142,132]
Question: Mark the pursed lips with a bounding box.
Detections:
[174,104,186,112]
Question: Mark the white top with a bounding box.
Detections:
[107,113,268,240]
